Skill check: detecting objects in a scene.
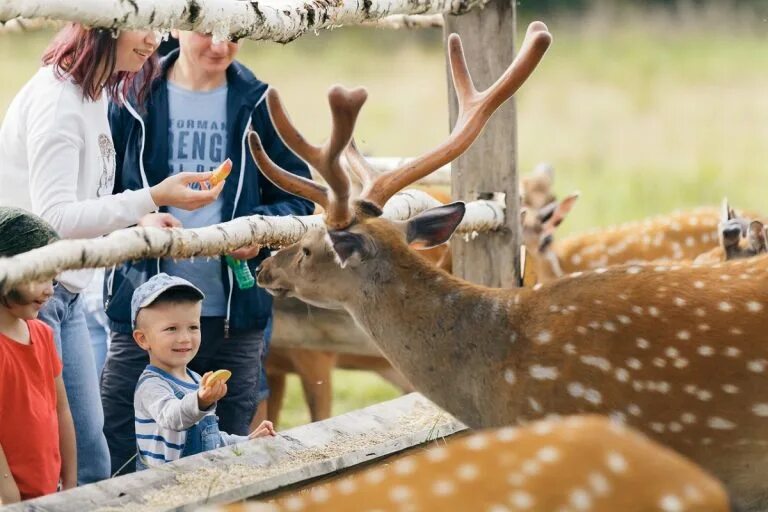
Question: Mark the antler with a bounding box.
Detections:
[359,22,552,207]
[248,85,368,230]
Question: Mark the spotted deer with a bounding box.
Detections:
[694,199,767,265]
[250,23,768,508]
[229,416,731,512]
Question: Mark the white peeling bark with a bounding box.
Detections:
[0,0,486,43]
[362,13,443,29]
[0,190,502,293]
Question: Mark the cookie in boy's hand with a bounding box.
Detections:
[209,159,232,187]
[205,369,232,388]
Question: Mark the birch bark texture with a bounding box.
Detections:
[0,0,486,43]
[0,190,503,293]
[444,0,521,288]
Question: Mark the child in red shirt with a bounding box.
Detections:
[0,208,76,503]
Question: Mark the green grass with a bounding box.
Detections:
[3,5,768,427]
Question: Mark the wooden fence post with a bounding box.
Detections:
[444,0,520,288]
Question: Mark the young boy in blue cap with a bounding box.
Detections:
[131,273,275,470]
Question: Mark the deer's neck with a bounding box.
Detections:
[344,257,523,426]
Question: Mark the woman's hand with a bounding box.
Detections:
[138,213,182,228]
[228,244,262,260]
[150,172,224,211]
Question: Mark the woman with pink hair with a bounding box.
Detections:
[0,24,223,486]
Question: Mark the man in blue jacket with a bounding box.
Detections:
[101,31,314,475]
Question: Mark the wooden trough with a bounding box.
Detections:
[4,394,464,512]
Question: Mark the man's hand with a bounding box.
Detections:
[228,244,262,260]
[138,213,182,229]
[248,420,276,439]
[198,372,228,410]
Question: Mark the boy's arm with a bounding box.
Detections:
[0,442,21,504]
[55,375,77,490]
[138,378,209,431]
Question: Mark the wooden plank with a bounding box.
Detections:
[444,0,521,288]
[6,394,464,512]
[270,297,381,356]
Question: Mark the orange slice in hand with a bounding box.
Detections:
[209,159,232,187]
[205,369,232,388]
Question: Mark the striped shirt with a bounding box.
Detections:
[134,365,245,467]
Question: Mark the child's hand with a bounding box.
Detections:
[198,372,228,410]
[248,420,276,439]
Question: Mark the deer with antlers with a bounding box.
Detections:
[249,22,768,508]
[228,416,732,512]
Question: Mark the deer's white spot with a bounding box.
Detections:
[588,472,611,496]
[571,254,583,265]
[722,384,740,394]
[532,283,543,291]
[426,446,448,462]
[752,403,768,417]
[693,281,705,289]
[532,421,554,436]
[616,314,631,325]
[673,297,686,307]
[747,301,764,313]
[432,479,455,496]
[283,496,305,511]
[521,460,541,476]
[580,355,612,372]
[659,494,684,512]
[456,464,479,481]
[536,446,560,464]
[698,323,710,332]
[530,365,559,380]
[632,305,644,315]
[653,358,667,368]
[568,382,585,398]
[648,306,660,317]
[389,485,413,503]
[535,330,553,344]
[615,368,630,382]
[684,485,703,502]
[576,326,588,335]
[681,413,697,424]
[626,266,642,275]
[718,301,734,312]
[563,343,577,355]
[748,359,767,373]
[636,337,650,349]
[570,488,592,510]
[627,404,642,416]
[496,427,518,442]
[697,390,713,401]
[694,307,706,317]
[584,388,603,405]
[337,478,357,494]
[509,490,534,509]
[504,369,516,385]
[650,422,666,433]
[673,358,689,369]
[668,422,683,433]
[606,451,628,473]
[626,358,642,370]
[528,397,542,413]
[392,458,417,476]
[465,434,488,451]
[730,327,743,335]
[665,347,679,358]
[602,321,617,332]
[364,468,386,484]
[697,345,714,356]
[724,346,741,358]
[707,417,737,430]
[507,473,525,486]
[676,330,691,340]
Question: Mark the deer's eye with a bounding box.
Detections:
[302,247,311,257]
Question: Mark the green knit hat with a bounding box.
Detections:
[0,207,59,257]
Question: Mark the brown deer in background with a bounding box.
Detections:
[232,416,732,512]
[251,24,768,507]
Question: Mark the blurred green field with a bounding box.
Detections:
[2,5,768,428]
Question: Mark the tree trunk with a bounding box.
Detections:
[444,0,520,288]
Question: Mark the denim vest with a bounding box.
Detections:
[135,371,224,471]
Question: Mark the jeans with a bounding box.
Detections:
[85,311,109,376]
[38,284,111,485]
[256,317,273,404]
[101,317,265,476]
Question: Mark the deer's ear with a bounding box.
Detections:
[749,221,767,252]
[327,230,374,268]
[407,202,466,249]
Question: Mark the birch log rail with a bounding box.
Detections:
[0,0,485,44]
[0,190,502,293]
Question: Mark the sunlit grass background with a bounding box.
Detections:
[2,3,768,427]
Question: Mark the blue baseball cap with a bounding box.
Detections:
[131,273,205,327]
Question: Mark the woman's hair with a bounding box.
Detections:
[42,23,158,105]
